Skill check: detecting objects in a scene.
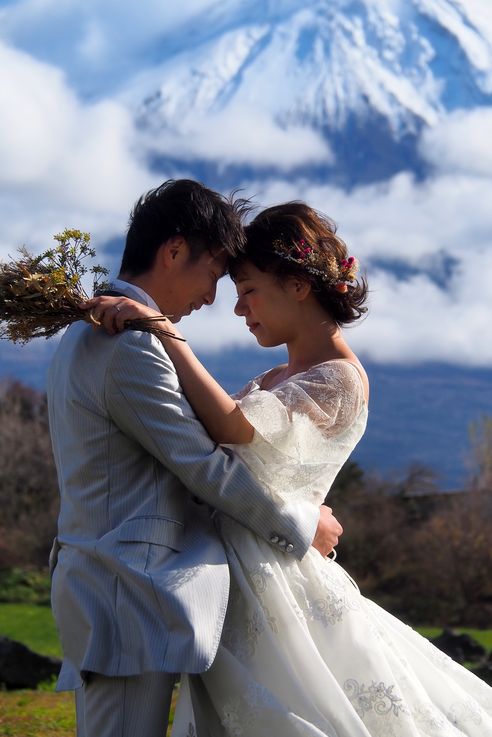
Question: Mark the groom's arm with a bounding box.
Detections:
[105,330,325,559]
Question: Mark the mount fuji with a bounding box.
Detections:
[121,0,492,186]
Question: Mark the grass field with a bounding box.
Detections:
[0,604,61,658]
[0,604,72,736]
[0,603,178,736]
[417,627,492,653]
[0,691,75,737]
[1,603,491,737]
[0,690,178,737]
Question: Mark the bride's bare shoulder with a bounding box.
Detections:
[259,364,288,391]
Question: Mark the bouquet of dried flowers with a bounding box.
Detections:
[0,229,182,344]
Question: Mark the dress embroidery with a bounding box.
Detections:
[343,679,408,718]
[244,611,265,656]
[307,593,346,626]
[261,605,278,634]
[248,562,274,594]
[413,702,447,731]
[448,697,483,727]
[220,683,279,737]
[222,609,265,660]
[221,697,244,736]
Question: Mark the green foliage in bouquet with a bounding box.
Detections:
[0,229,110,343]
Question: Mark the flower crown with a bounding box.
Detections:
[271,238,358,293]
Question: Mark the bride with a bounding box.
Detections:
[88,202,492,736]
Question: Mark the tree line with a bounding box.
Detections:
[0,379,491,626]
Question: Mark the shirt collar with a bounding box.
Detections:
[112,278,160,313]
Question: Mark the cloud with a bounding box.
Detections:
[0,0,222,92]
[0,40,154,259]
[351,257,492,365]
[182,160,492,367]
[419,107,492,177]
[145,106,333,169]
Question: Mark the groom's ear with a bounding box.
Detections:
[159,236,189,268]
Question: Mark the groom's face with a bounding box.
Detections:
[160,246,228,322]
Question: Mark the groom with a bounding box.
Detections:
[47,179,343,737]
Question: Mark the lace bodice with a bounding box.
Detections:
[228,360,368,506]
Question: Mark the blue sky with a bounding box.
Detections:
[1,0,492,367]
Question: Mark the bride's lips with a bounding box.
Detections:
[247,322,260,333]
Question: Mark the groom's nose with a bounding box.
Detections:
[203,282,217,306]
[234,296,246,316]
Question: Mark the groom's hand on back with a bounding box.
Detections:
[312,506,343,556]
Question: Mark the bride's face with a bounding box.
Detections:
[233,261,301,347]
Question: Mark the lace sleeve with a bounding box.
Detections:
[228,361,367,504]
[230,375,262,402]
[235,361,364,456]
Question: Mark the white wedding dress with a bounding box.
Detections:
[171,360,492,737]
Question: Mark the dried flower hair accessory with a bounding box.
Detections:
[271,237,360,293]
[335,256,359,293]
[340,256,359,281]
[271,238,332,281]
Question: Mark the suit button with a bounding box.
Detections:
[270,534,279,544]
[278,539,287,548]
[286,544,294,553]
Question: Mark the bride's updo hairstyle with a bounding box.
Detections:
[231,202,368,326]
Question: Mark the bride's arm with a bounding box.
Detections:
[83,295,254,444]
[161,333,254,444]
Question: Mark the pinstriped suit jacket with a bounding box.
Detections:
[47,284,318,690]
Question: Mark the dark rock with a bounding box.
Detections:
[0,636,61,689]
[430,628,486,664]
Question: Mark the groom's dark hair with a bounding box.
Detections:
[120,179,247,276]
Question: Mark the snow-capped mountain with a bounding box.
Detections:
[123,0,492,185]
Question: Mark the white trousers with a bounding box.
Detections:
[75,671,176,737]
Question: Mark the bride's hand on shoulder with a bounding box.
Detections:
[80,295,178,338]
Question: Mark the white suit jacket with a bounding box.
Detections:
[47,284,318,690]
